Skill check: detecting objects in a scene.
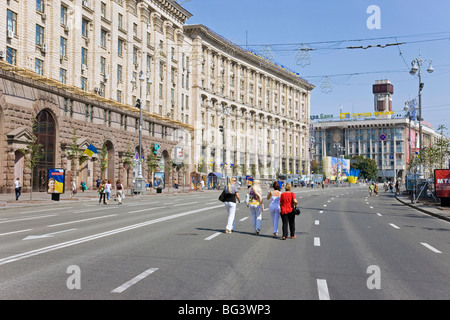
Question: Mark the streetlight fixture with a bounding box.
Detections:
[409,52,434,177]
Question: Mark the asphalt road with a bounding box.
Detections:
[0,185,448,300]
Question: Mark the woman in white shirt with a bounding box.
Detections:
[105,179,112,204]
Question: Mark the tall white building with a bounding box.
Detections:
[184,25,314,178]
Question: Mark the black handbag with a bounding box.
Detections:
[292,206,301,215]
[218,190,226,202]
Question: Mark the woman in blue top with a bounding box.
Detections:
[267,181,282,238]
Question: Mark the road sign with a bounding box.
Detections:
[380,134,386,141]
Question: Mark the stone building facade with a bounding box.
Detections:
[1,0,194,192]
[0,0,314,193]
[184,25,314,178]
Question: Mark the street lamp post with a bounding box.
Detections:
[132,70,147,195]
[409,52,434,177]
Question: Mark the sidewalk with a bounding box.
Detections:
[0,187,202,210]
[395,193,450,222]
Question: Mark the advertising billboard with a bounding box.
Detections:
[47,168,65,194]
[435,169,450,198]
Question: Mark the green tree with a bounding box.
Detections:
[98,137,108,179]
[19,121,44,200]
[68,128,88,184]
[146,153,158,191]
[352,155,378,181]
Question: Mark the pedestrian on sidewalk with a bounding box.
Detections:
[116,179,124,205]
[70,178,77,198]
[98,179,106,204]
[105,179,112,204]
[374,183,379,197]
[14,178,22,201]
[267,181,281,238]
[279,183,297,240]
[248,179,263,235]
[223,177,241,234]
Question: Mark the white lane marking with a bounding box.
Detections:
[376,213,382,217]
[23,228,77,241]
[315,220,320,226]
[74,207,120,214]
[111,268,159,293]
[47,214,118,227]
[204,232,222,241]
[389,223,400,229]
[420,242,442,254]
[314,237,321,247]
[128,206,166,214]
[0,205,224,266]
[239,217,249,222]
[0,229,32,237]
[323,205,327,207]
[317,279,330,300]
[0,214,57,224]
[20,207,72,214]
[370,206,374,209]
[319,210,324,213]
[174,202,198,207]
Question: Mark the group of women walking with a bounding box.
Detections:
[222,178,298,240]
[98,179,124,205]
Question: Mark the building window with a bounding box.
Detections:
[99,83,105,97]
[133,23,138,38]
[36,0,44,13]
[81,47,88,65]
[35,58,44,75]
[81,76,87,90]
[36,24,44,46]
[6,47,17,65]
[82,18,89,37]
[101,2,106,19]
[60,37,67,58]
[100,29,107,47]
[133,47,138,64]
[100,56,106,75]
[7,10,17,35]
[118,38,124,56]
[60,5,68,26]
[118,13,123,29]
[117,65,122,84]
[59,68,67,83]
[117,90,122,103]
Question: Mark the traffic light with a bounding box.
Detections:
[219,125,224,132]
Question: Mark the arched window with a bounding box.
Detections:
[33,110,56,191]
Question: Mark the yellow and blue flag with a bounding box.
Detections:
[84,144,98,157]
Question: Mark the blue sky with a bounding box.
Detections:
[182,0,450,135]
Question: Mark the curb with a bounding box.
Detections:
[395,195,450,223]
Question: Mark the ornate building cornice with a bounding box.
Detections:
[184,24,315,91]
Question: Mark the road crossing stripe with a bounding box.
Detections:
[204,232,222,240]
[314,237,321,246]
[389,223,400,229]
[111,268,158,293]
[420,243,442,253]
[317,279,330,300]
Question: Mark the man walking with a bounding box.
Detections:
[14,178,22,201]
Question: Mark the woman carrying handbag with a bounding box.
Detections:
[279,183,298,240]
